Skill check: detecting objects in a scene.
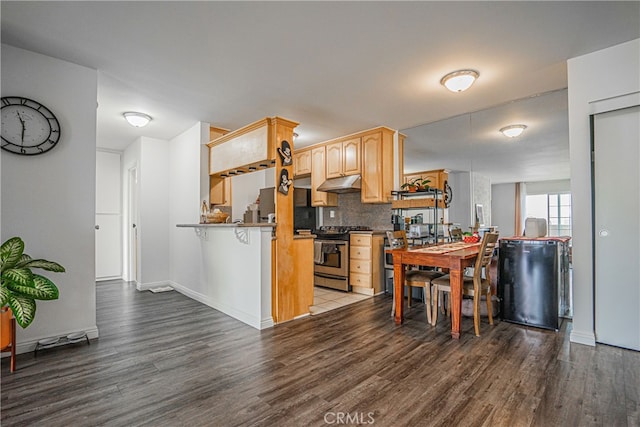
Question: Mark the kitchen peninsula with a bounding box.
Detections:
[177,117,315,330]
[176,223,277,329]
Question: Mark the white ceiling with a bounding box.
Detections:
[2,2,639,183]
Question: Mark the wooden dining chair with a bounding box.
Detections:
[387,230,443,324]
[449,227,463,242]
[431,232,499,336]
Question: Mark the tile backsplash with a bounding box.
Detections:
[322,192,392,230]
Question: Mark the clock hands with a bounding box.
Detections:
[16,111,26,143]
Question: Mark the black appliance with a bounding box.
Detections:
[498,238,571,330]
[293,188,316,231]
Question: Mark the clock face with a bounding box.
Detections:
[1,96,61,155]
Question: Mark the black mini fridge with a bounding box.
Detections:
[498,237,571,331]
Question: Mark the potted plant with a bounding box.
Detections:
[401,177,431,192]
[1,237,64,328]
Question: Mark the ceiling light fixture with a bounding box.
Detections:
[123,112,152,127]
[293,132,299,140]
[440,69,479,93]
[500,124,527,138]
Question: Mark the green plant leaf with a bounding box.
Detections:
[3,268,34,287]
[5,274,58,300]
[19,259,65,272]
[0,286,10,307]
[8,294,36,328]
[31,274,60,300]
[1,237,24,272]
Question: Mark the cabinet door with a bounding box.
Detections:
[325,141,343,178]
[293,150,312,177]
[361,132,383,203]
[311,146,337,207]
[342,137,361,176]
[210,176,231,206]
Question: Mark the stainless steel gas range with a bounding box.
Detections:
[313,226,371,291]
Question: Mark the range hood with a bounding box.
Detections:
[316,175,361,193]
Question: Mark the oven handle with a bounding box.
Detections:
[315,240,347,245]
[314,272,348,280]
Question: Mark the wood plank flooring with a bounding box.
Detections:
[1,280,639,426]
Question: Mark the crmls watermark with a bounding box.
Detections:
[323,411,375,425]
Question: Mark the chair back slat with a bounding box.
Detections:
[386,230,408,249]
[474,232,499,275]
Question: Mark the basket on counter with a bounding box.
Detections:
[206,212,230,223]
[463,235,480,243]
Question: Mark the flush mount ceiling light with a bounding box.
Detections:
[123,112,152,127]
[293,132,299,140]
[440,69,479,93]
[500,124,528,138]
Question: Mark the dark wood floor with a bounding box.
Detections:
[2,281,639,426]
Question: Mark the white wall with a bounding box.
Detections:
[491,183,516,237]
[169,122,209,295]
[122,139,141,283]
[472,172,491,226]
[525,179,570,195]
[1,45,98,350]
[139,137,170,287]
[567,38,640,346]
[231,169,274,222]
[448,171,472,229]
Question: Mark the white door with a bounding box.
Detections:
[95,214,121,279]
[127,166,139,283]
[96,151,122,280]
[593,105,640,351]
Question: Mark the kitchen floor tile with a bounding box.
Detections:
[309,286,372,316]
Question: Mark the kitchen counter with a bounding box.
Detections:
[177,223,276,228]
[349,229,391,236]
[175,223,274,330]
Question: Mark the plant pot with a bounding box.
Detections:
[1,307,13,349]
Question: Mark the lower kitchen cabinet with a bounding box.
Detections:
[350,233,384,295]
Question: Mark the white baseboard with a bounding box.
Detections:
[136,280,172,291]
[570,329,596,347]
[6,326,100,355]
[169,281,274,330]
[96,275,122,282]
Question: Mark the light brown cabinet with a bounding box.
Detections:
[349,233,384,295]
[209,176,232,206]
[326,137,361,178]
[361,129,394,203]
[293,148,312,178]
[311,146,338,207]
[404,169,448,192]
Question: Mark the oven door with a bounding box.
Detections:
[314,240,348,277]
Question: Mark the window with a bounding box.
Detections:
[525,193,572,238]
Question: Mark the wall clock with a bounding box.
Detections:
[1,96,61,155]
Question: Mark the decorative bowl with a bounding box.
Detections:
[463,235,480,243]
[206,212,229,223]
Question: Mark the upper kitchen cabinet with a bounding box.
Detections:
[209,126,231,206]
[311,146,338,207]
[361,128,395,203]
[293,147,312,178]
[326,137,361,178]
[404,169,448,192]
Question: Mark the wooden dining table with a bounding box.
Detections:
[387,242,481,339]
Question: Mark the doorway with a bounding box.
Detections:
[593,105,640,351]
[127,166,139,284]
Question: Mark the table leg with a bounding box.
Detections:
[393,260,405,325]
[449,268,463,339]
